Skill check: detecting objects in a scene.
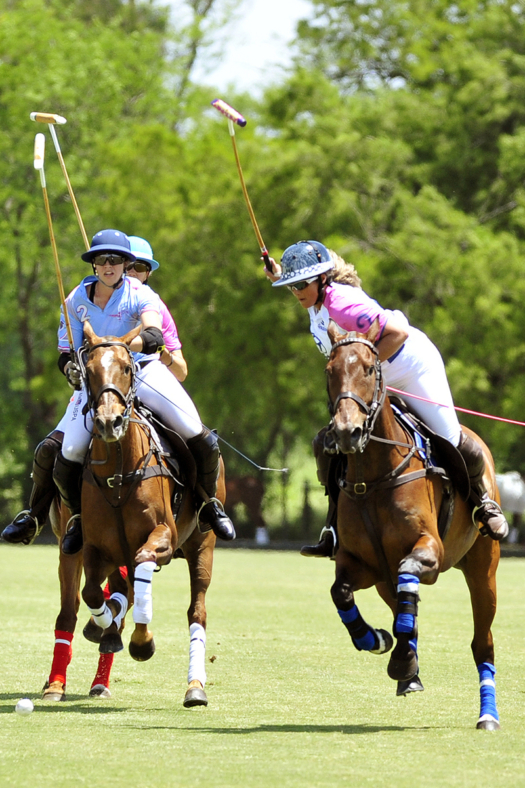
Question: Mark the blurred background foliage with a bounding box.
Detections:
[2,0,525,535]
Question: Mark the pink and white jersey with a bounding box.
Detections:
[308,283,389,358]
[158,298,182,352]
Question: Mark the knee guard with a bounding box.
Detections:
[32,431,63,490]
[187,428,220,499]
[313,427,332,487]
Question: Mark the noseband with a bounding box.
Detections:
[327,337,386,449]
[78,340,137,427]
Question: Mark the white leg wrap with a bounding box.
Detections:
[132,561,156,625]
[90,602,113,630]
[110,592,128,629]
[188,623,206,686]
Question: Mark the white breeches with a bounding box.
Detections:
[60,359,202,464]
[382,327,461,447]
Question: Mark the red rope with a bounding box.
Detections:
[386,386,525,428]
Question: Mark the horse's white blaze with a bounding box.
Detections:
[101,350,115,371]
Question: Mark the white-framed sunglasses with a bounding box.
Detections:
[286,276,318,292]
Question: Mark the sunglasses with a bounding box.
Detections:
[93,254,126,267]
[286,276,318,292]
[126,262,151,273]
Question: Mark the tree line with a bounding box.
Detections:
[2,0,525,520]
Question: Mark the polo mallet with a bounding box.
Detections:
[34,133,75,354]
[30,112,90,251]
[211,99,272,271]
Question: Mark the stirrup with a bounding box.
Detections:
[300,525,337,558]
[472,499,509,541]
[66,513,82,531]
[2,510,42,546]
[197,497,224,534]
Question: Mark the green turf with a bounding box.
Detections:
[1,546,524,788]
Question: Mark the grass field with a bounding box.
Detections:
[1,546,525,788]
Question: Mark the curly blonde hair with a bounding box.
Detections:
[328,250,361,288]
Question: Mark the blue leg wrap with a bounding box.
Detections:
[338,605,377,651]
[394,574,420,636]
[478,662,498,721]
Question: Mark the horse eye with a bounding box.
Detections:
[124,365,131,375]
[368,365,375,376]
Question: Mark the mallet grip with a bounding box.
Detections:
[30,112,67,125]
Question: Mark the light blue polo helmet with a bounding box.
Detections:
[272,240,333,287]
[128,236,160,271]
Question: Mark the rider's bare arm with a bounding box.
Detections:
[375,315,409,363]
[161,348,188,382]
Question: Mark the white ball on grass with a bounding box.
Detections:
[15,698,34,715]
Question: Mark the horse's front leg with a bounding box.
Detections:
[87,568,130,696]
[82,545,126,655]
[43,547,83,702]
[387,533,443,685]
[129,524,173,662]
[331,554,393,656]
[181,526,216,708]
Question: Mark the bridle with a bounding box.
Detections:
[326,336,386,451]
[78,339,137,431]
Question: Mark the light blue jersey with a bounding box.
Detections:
[58,275,160,363]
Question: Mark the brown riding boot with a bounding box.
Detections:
[457,432,509,541]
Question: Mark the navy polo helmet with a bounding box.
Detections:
[81,229,136,263]
[272,240,334,287]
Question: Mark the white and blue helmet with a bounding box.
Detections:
[128,236,160,271]
[272,240,333,287]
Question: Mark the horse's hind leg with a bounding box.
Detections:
[457,536,501,730]
[43,550,83,702]
[387,534,442,685]
[181,528,215,708]
[331,559,393,656]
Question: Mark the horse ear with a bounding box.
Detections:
[121,325,142,346]
[83,320,101,347]
[327,320,349,345]
[364,318,381,345]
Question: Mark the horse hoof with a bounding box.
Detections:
[476,715,501,730]
[99,632,124,654]
[387,653,418,682]
[89,684,111,698]
[397,674,424,696]
[83,617,104,644]
[371,629,394,655]
[183,687,208,707]
[42,680,66,702]
[129,637,156,662]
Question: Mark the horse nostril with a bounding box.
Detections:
[113,415,123,431]
[94,417,105,434]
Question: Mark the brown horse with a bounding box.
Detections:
[44,321,219,707]
[325,323,500,730]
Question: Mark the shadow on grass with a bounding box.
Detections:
[127,723,434,734]
[0,692,129,714]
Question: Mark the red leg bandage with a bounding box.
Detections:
[49,629,73,686]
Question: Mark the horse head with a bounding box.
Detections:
[325,320,384,454]
[82,320,142,443]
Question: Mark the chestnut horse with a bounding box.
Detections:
[325,323,500,730]
[44,321,219,707]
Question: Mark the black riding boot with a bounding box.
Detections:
[301,427,338,557]
[458,432,509,541]
[2,432,63,545]
[187,429,236,541]
[53,452,84,555]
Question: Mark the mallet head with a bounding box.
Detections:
[211,99,247,127]
[34,133,45,170]
[30,112,67,125]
